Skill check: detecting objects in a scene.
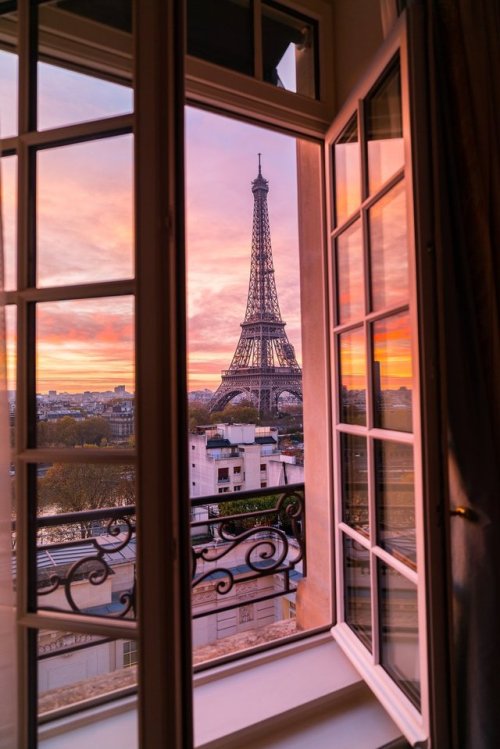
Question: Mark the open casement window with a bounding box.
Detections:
[326,17,448,746]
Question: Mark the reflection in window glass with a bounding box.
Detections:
[369,180,409,311]
[38,62,133,132]
[334,117,360,226]
[37,135,134,287]
[36,296,134,446]
[262,2,316,97]
[38,631,138,725]
[341,434,368,534]
[339,327,366,424]
[372,312,412,432]
[379,561,420,708]
[344,534,372,651]
[187,0,253,75]
[1,155,16,290]
[367,66,404,194]
[375,440,416,568]
[0,44,18,139]
[336,220,364,324]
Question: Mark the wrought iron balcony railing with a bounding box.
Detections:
[25,483,305,624]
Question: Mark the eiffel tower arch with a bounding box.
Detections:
[209,156,302,417]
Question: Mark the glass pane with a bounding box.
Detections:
[336,220,364,324]
[187,0,253,76]
[367,66,404,194]
[37,465,136,618]
[38,631,138,728]
[37,135,134,287]
[343,534,372,651]
[1,155,16,290]
[378,561,421,708]
[375,440,416,568]
[37,1,132,131]
[341,434,368,534]
[369,180,409,311]
[36,296,135,447]
[5,305,16,447]
[0,13,18,138]
[192,487,305,665]
[334,117,360,226]
[372,312,412,432]
[339,327,366,424]
[262,3,316,98]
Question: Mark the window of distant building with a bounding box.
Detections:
[123,640,138,668]
[218,467,229,482]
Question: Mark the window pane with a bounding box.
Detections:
[378,561,420,708]
[37,135,134,287]
[38,63,133,132]
[6,305,16,447]
[372,312,412,432]
[36,296,135,447]
[369,180,409,311]
[367,66,404,194]
[187,0,253,76]
[339,327,366,424]
[262,2,316,98]
[336,220,364,324]
[38,631,138,730]
[343,534,372,651]
[375,440,416,568]
[334,117,360,226]
[341,434,368,534]
[1,154,16,290]
[0,16,18,139]
[37,1,132,131]
[36,465,136,618]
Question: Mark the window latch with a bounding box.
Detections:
[450,506,479,522]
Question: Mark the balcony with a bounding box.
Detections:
[28,484,306,718]
[207,449,241,460]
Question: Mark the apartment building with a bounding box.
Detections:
[189,423,303,497]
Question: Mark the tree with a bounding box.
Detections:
[37,416,111,448]
[38,461,135,538]
[188,405,211,431]
[210,402,259,425]
[217,494,295,537]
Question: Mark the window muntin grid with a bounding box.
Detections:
[329,54,424,723]
[0,1,137,740]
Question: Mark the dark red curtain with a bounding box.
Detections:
[428,0,500,746]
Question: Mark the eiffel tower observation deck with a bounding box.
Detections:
[209,155,303,417]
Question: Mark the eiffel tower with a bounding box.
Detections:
[209,155,302,417]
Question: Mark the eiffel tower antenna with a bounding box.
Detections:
[209,156,302,417]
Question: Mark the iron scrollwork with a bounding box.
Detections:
[37,510,136,619]
[191,485,305,612]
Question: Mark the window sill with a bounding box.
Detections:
[39,634,404,749]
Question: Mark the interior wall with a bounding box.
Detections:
[330,0,384,112]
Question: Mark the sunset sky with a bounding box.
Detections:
[0,51,302,394]
[1,50,411,396]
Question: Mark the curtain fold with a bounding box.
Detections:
[0,144,17,746]
[428,1,500,746]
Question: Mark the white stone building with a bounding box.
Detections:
[189,423,303,498]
